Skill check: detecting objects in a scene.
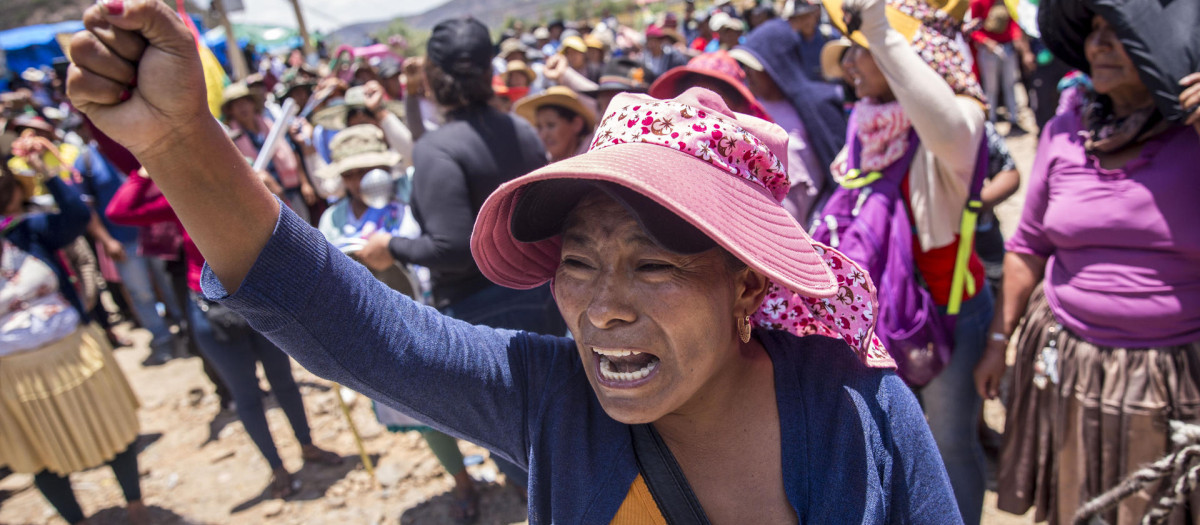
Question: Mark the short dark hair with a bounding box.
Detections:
[424,59,494,109]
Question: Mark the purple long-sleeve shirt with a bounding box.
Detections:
[1006,110,1200,347]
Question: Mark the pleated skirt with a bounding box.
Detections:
[0,324,140,475]
[997,286,1200,525]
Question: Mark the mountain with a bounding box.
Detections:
[402,0,563,30]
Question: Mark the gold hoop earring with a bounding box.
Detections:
[738,314,752,343]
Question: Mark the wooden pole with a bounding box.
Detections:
[212,0,250,80]
[287,0,316,61]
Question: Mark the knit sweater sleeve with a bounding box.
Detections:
[858,10,985,184]
[880,372,964,522]
[202,205,571,466]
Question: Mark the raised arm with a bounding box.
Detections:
[845,0,984,180]
[68,0,278,293]
[205,204,574,465]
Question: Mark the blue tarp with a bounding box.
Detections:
[1,16,203,79]
[0,21,85,76]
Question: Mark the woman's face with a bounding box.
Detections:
[566,48,587,70]
[1085,15,1146,99]
[554,193,768,424]
[843,46,893,102]
[228,97,259,128]
[506,71,530,88]
[340,167,369,204]
[535,107,584,162]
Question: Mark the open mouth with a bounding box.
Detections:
[592,347,661,386]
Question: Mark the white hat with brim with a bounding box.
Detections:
[317,124,403,180]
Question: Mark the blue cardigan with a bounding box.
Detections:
[4,177,92,317]
[204,206,962,524]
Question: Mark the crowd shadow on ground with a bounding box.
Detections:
[89,505,198,524]
[229,453,378,514]
[399,481,528,525]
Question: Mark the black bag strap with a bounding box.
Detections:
[629,424,712,525]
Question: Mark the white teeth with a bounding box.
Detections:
[597,355,658,382]
[592,348,642,358]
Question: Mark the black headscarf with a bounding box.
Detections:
[1039,0,1200,124]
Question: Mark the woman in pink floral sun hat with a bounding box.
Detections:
[67,4,959,522]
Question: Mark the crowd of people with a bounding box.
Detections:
[1,0,1198,523]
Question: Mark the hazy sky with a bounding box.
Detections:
[213,0,452,31]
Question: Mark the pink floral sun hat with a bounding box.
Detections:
[471,87,895,368]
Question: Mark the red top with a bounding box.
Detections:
[901,178,986,306]
[105,174,204,292]
[969,0,1021,45]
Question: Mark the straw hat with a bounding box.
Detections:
[583,35,606,50]
[221,82,254,111]
[310,86,405,131]
[821,0,982,102]
[318,124,402,180]
[559,36,588,54]
[819,38,853,81]
[513,86,598,131]
[504,60,537,85]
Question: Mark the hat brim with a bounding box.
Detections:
[318,151,402,180]
[514,92,597,131]
[470,142,837,298]
[820,38,852,81]
[648,66,768,121]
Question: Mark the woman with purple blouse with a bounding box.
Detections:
[973,9,1200,525]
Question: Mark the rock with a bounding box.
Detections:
[262,500,285,517]
[186,387,205,407]
[325,496,346,509]
[218,425,241,440]
[374,462,405,488]
[210,450,236,464]
[165,473,179,489]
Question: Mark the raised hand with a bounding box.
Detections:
[67,0,209,162]
[1181,73,1200,139]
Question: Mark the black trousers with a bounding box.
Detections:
[33,444,141,523]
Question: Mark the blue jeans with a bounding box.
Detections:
[188,293,312,469]
[440,283,566,489]
[114,241,174,351]
[919,286,994,525]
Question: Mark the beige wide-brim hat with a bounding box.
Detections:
[513,86,597,131]
[819,38,853,81]
[317,124,402,179]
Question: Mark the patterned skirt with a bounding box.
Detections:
[997,286,1200,525]
[0,324,140,475]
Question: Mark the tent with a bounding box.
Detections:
[0,21,85,78]
[1,16,206,80]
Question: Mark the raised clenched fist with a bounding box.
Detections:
[67,0,210,162]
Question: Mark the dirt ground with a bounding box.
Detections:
[1,98,1044,525]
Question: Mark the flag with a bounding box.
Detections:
[177,0,229,119]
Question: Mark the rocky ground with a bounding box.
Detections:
[0,104,1043,525]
